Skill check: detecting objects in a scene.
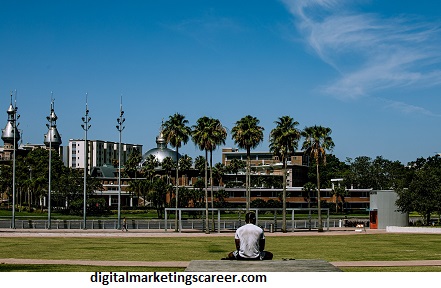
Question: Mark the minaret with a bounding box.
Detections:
[44,99,62,151]
[1,94,20,159]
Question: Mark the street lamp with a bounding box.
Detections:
[116,97,125,230]
[11,92,19,229]
[46,94,55,229]
[81,93,91,230]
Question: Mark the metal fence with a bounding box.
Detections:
[0,208,368,232]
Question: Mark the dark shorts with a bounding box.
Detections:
[232,250,266,261]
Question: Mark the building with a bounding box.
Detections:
[68,139,142,173]
[369,190,408,229]
[221,148,309,187]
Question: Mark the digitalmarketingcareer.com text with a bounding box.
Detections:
[91,271,268,286]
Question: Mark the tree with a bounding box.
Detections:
[231,115,264,212]
[163,113,191,231]
[301,125,334,232]
[396,155,441,225]
[194,156,206,177]
[212,162,226,186]
[124,149,142,178]
[227,158,246,186]
[147,177,170,219]
[191,116,222,233]
[302,182,317,231]
[269,115,301,232]
[331,186,347,213]
[161,156,174,185]
[178,154,193,186]
[206,118,227,230]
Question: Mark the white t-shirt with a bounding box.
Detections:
[235,223,265,259]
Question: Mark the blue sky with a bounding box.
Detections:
[0,0,440,165]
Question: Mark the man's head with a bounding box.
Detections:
[245,212,256,224]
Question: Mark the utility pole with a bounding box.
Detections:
[81,93,91,230]
[116,97,125,230]
[11,92,19,229]
[46,94,54,229]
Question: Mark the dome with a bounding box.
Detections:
[140,129,181,166]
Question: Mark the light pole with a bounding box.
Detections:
[116,97,125,230]
[11,92,19,229]
[81,93,91,230]
[46,95,54,229]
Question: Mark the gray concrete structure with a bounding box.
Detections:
[185,260,342,272]
[370,190,408,229]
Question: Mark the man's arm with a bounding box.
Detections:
[259,238,265,251]
[235,238,240,251]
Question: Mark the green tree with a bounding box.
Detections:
[162,113,191,231]
[396,155,441,225]
[178,154,192,186]
[124,149,142,178]
[331,185,347,213]
[212,162,226,186]
[231,115,264,212]
[302,182,317,231]
[227,158,246,186]
[191,116,215,233]
[269,115,301,232]
[194,156,206,177]
[161,156,174,185]
[147,177,170,219]
[302,125,335,232]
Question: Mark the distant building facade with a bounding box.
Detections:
[67,139,142,173]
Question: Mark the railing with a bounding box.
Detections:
[0,218,365,231]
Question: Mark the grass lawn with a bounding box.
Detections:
[1,233,441,271]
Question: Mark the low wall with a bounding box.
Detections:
[387,226,441,234]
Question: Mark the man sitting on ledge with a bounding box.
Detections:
[223,212,273,260]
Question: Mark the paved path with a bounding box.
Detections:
[1,258,441,268]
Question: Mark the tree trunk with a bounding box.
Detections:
[204,150,209,234]
[282,158,287,233]
[174,147,179,232]
[317,163,323,232]
[210,149,215,232]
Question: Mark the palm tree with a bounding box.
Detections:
[231,115,264,212]
[191,116,226,233]
[207,118,227,230]
[269,116,301,232]
[162,113,191,232]
[178,154,192,186]
[161,156,174,185]
[301,125,334,232]
[213,162,226,186]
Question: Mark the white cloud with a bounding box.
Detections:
[283,0,441,113]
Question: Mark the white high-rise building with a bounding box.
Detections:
[68,139,142,173]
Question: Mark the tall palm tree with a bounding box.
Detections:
[163,113,191,232]
[269,115,300,232]
[301,125,334,232]
[191,116,225,233]
[207,118,227,230]
[191,117,210,233]
[231,115,264,212]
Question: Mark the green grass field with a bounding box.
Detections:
[1,233,441,272]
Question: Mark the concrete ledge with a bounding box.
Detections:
[386,226,441,234]
[185,260,342,272]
